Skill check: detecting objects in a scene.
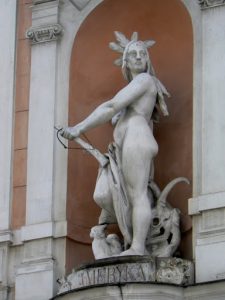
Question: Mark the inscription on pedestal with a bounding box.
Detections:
[57,256,194,295]
[74,261,155,288]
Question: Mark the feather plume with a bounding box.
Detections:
[109,42,124,53]
[144,40,156,48]
[114,31,129,47]
[114,57,123,66]
[114,56,123,67]
[131,31,138,41]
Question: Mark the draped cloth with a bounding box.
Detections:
[95,142,132,246]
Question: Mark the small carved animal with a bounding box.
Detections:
[90,225,122,259]
[106,234,122,255]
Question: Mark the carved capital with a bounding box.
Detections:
[26,24,63,44]
[199,0,225,9]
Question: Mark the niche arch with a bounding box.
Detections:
[66,0,193,271]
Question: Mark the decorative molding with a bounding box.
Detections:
[69,0,91,11]
[0,230,12,243]
[32,0,57,5]
[21,221,67,242]
[199,0,225,9]
[189,191,225,215]
[16,258,54,276]
[26,24,63,44]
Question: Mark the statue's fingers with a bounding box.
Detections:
[60,129,71,139]
[66,131,75,140]
[60,128,66,137]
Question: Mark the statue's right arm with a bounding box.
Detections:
[60,100,117,140]
[61,73,152,140]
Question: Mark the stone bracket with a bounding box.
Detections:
[199,0,225,9]
[26,23,63,44]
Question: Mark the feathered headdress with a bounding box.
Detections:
[109,31,155,67]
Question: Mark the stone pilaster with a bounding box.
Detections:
[189,3,225,283]
[15,1,66,299]
[0,1,17,299]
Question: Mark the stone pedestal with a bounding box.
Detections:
[56,256,194,296]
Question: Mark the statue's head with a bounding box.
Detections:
[109,31,155,82]
[122,40,154,82]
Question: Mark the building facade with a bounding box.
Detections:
[1,0,225,299]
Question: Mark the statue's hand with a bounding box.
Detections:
[60,125,82,140]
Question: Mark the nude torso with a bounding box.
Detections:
[113,76,158,156]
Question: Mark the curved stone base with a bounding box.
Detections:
[56,256,194,296]
[53,279,225,300]
[55,283,184,300]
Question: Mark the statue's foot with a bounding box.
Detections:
[119,247,143,256]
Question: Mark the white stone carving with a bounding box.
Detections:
[156,258,194,286]
[57,257,194,294]
[147,178,186,257]
[90,225,122,259]
[199,0,225,9]
[60,31,184,258]
[26,24,63,44]
[90,177,187,259]
[61,32,190,259]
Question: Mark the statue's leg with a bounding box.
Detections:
[93,167,116,220]
[120,117,158,255]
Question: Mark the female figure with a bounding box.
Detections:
[61,32,169,255]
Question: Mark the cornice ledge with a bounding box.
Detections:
[199,0,225,9]
[0,230,12,243]
[26,23,63,44]
[32,0,57,5]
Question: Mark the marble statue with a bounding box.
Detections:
[61,31,186,258]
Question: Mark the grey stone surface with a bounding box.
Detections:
[57,256,194,294]
[53,280,225,300]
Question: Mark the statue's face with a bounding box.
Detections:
[126,42,148,74]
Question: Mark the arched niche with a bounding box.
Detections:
[66,0,193,272]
